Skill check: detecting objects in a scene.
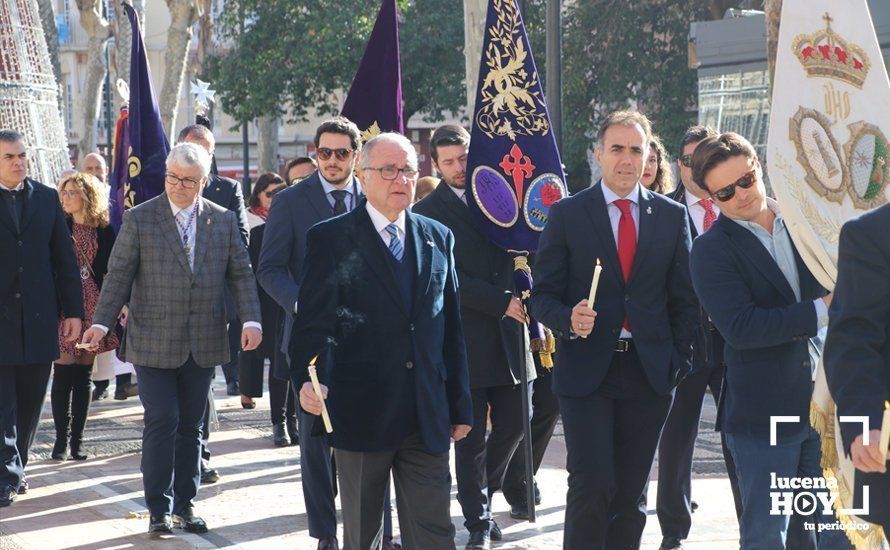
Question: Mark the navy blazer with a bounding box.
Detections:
[289,201,473,454]
[0,178,83,364]
[257,172,361,362]
[824,205,890,452]
[203,173,249,247]
[530,182,698,397]
[690,213,827,441]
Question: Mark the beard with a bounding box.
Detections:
[444,174,466,189]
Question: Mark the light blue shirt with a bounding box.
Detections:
[320,174,357,212]
[730,199,828,378]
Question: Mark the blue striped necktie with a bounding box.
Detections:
[386,223,403,261]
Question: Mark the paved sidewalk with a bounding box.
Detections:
[0,377,740,549]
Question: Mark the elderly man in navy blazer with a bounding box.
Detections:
[689,133,846,549]
[530,111,698,549]
[824,203,890,533]
[294,132,473,550]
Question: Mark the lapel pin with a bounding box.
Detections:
[646,206,652,215]
[206,218,211,224]
[426,240,435,248]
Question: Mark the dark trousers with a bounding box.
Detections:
[135,357,214,516]
[560,348,673,550]
[503,362,560,503]
[335,432,455,550]
[455,383,526,533]
[298,409,338,539]
[657,364,742,539]
[239,349,296,426]
[50,364,92,445]
[0,363,51,489]
[269,377,296,426]
[221,319,240,385]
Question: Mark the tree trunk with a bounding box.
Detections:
[36,0,62,86]
[75,0,111,158]
[463,0,487,118]
[256,116,280,174]
[765,0,783,98]
[159,0,199,138]
[194,0,214,76]
[110,0,144,91]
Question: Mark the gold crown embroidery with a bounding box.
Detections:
[791,13,871,89]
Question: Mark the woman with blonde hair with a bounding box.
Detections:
[641,135,674,195]
[52,172,120,460]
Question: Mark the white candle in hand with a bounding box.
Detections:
[308,355,333,434]
[879,401,890,460]
[587,259,602,309]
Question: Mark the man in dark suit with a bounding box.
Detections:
[530,111,698,549]
[656,125,742,550]
[0,129,83,507]
[689,133,845,549]
[295,132,473,550]
[83,142,262,535]
[824,204,890,533]
[414,124,532,549]
[177,124,250,485]
[258,117,364,550]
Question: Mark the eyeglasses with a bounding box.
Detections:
[59,190,80,198]
[679,154,693,168]
[710,169,757,202]
[364,166,419,181]
[290,176,308,185]
[316,148,353,161]
[165,172,201,190]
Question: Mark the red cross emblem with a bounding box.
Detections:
[499,144,536,201]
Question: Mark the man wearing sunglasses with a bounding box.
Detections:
[257,116,364,550]
[656,125,742,550]
[689,133,844,549]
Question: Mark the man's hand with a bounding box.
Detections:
[451,424,472,442]
[241,327,262,351]
[851,430,887,473]
[80,325,106,351]
[571,299,597,338]
[822,293,833,308]
[61,318,82,344]
[503,296,527,324]
[300,381,328,416]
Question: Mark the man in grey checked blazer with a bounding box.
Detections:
[83,143,261,536]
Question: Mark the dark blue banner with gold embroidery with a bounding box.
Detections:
[466,0,567,254]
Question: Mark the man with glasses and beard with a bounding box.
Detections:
[258,117,362,550]
[689,132,846,549]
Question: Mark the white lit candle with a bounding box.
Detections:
[587,258,602,308]
[308,355,333,434]
[879,401,890,460]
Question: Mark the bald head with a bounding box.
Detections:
[81,153,107,184]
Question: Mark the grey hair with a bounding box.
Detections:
[359,133,417,170]
[166,142,212,178]
[0,129,23,144]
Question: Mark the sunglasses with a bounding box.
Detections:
[679,154,693,168]
[710,169,757,202]
[316,148,353,161]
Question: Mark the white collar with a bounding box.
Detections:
[685,189,712,209]
[601,180,640,205]
[448,184,466,201]
[0,180,25,192]
[365,201,406,235]
[320,173,355,196]
[168,195,199,217]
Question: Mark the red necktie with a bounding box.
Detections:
[614,199,637,331]
[698,198,717,233]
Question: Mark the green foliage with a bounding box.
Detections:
[206,0,467,129]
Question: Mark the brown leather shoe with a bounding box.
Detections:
[317,536,339,550]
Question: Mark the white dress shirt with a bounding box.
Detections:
[684,190,717,236]
[366,201,406,247]
[0,181,25,192]
[448,184,467,205]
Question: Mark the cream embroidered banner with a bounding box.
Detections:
[767,2,890,547]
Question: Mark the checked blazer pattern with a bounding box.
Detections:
[93,194,261,369]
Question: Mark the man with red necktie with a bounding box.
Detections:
[655,125,743,550]
[531,111,698,549]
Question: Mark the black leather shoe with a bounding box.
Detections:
[0,485,16,507]
[114,383,139,400]
[92,387,108,401]
[148,514,172,535]
[52,437,68,460]
[317,536,339,549]
[226,381,240,396]
[173,507,208,533]
[490,520,502,541]
[286,419,299,446]
[691,500,698,512]
[660,536,684,550]
[17,477,28,494]
[465,530,491,550]
[272,423,290,447]
[509,500,529,520]
[200,468,220,484]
